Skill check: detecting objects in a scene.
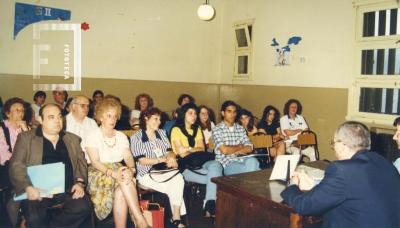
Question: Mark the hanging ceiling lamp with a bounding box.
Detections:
[197,0,215,21]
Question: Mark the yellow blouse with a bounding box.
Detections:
[170,126,203,154]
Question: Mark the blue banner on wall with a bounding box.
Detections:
[14,2,71,39]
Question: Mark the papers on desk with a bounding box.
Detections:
[269,155,300,181]
[14,162,65,201]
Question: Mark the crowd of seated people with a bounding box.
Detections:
[4,89,388,228]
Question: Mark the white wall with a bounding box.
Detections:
[218,0,355,88]
[0,0,223,84]
[0,0,354,88]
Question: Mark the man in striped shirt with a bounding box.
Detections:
[212,100,260,175]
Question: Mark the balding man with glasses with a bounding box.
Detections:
[281,121,400,228]
[66,95,98,153]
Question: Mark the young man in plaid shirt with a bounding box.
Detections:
[212,100,260,175]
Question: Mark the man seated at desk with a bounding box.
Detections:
[281,121,400,228]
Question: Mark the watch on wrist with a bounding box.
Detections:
[75,180,86,187]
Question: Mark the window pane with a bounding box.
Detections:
[376,49,384,74]
[378,10,386,36]
[235,28,248,47]
[361,48,400,75]
[390,9,398,35]
[248,25,252,41]
[362,8,398,37]
[238,56,248,74]
[363,11,375,37]
[359,88,400,114]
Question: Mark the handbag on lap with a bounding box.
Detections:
[177,152,215,173]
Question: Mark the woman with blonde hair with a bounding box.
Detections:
[85,98,149,228]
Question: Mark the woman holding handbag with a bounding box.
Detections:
[131,107,187,228]
[170,102,223,217]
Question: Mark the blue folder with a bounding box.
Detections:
[14,162,65,201]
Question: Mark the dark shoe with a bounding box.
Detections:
[171,219,185,228]
[203,200,215,217]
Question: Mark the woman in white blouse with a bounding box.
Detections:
[85,98,149,228]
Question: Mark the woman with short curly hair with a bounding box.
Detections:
[85,98,149,228]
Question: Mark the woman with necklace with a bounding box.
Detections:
[131,107,187,228]
[85,98,149,228]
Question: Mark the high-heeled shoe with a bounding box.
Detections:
[203,200,215,217]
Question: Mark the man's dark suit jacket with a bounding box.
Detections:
[281,150,400,228]
[7,128,87,226]
[9,128,87,195]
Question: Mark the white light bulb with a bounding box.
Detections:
[197,4,215,21]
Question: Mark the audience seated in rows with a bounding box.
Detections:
[5,88,400,228]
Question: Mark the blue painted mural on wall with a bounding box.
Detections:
[271,36,302,66]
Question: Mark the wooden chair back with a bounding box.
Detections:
[121,129,139,138]
[297,130,319,161]
[297,131,317,146]
[249,134,273,149]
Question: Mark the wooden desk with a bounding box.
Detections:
[212,161,328,228]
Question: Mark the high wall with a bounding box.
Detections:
[0,0,355,160]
